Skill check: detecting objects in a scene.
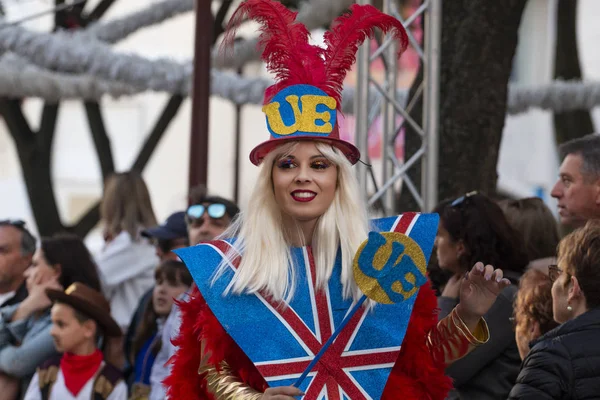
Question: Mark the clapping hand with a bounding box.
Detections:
[23,269,63,315]
[27,277,62,312]
[456,262,511,328]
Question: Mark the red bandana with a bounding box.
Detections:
[60,349,104,396]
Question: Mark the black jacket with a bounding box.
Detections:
[508,307,600,399]
[440,273,521,400]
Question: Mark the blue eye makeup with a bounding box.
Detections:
[276,158,296,169]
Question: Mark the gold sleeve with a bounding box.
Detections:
[198,339,263,400]
[427,307,490,366]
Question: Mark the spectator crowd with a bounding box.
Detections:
[0,133,598,399]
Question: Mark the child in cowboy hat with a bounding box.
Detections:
[23,283,127,400]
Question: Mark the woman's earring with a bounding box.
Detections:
[567,304,573,312]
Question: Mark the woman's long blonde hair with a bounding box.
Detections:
[101,171,157,241]
[214,142,369,303]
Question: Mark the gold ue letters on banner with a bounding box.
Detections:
[263,94,337,136]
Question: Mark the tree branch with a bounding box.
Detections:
[553,0,595,144]
[84,0,117,23]
[213,0,234,43]
[71,203,100,238]
[54,0,65,30]
[0,98,64,235]
[38,103,59,157]
[85,101,115,180]
[72,95,184,237]
[71,0,117,236]
[0,99,35,146]
[132,95,184,171]
[0,0,114,237]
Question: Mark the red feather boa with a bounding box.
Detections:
[165,282,451,400]
[382,281,453,399]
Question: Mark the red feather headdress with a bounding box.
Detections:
[222,0,409,165]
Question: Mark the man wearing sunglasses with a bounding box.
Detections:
[185,196,240,245]
[148,194,239,400]
[0,220,36,308]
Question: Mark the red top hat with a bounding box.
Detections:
[223,0,408,166]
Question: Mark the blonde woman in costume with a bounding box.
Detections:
[166,1,512,399]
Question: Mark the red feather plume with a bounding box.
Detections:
[321,4,409,107]
[164,286,269,399]
[163,287,207,400]
[222,0,326,104]
[382,281,453,400]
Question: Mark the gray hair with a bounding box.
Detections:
[20,228,36,256]
[559,133,600,179]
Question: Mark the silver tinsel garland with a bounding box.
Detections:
[83,0,194,44]
[0,0,598,116]
[0,53,139,101]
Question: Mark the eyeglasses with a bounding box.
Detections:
[186,204,227,222]
[548,264,562,282]
[451,191,478,207]
[0,219,26,229]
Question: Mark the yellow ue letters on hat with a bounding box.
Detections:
[262,85,338,137]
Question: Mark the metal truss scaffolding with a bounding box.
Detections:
[354,0,441,214]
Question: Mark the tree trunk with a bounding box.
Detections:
[0,1,217,238]
[0,1,116,237]
[0,100,64,236]
[553,0,595,145]
[399,0,527,211]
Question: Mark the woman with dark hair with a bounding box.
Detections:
[509,221,600,399]
[38,235,102,292]
[0,234,103,396]
[498,197,560,273]
[434,192,529,400]
[128,261,192,399]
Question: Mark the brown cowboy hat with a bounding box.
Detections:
[46,283,122,337]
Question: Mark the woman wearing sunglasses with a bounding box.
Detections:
[165,2,512,399]
[509,221,600,399]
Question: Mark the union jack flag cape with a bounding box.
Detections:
[175,212,439,400]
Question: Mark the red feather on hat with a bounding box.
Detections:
[321,4,408,109]
[221,1,408,110]
[220,0,409,165]
[222,0,326,104]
